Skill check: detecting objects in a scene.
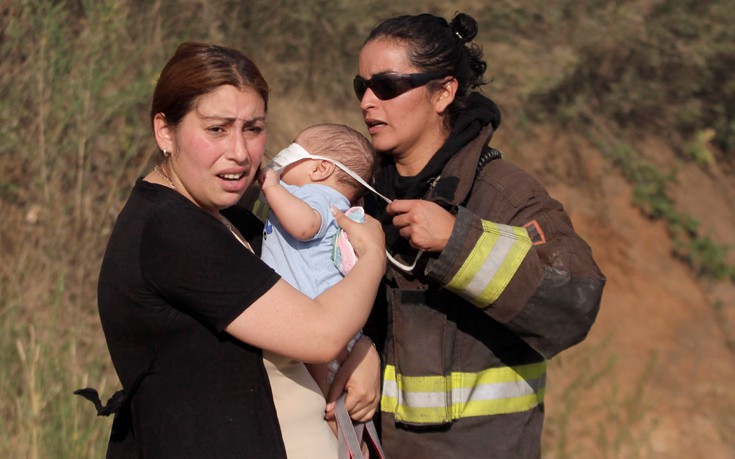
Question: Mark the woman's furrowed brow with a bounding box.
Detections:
[199,113,266,124]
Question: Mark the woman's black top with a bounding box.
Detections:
[97,179,285,458]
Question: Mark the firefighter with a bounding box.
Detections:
[355,12,606,458]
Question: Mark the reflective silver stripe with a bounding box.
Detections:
[446,221,532,306]
[383,375,545,407]
[381,362,547,422]
[454,374,546,401]
[463,223,518,297]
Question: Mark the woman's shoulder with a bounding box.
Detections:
[128,185,222,246]
[130,179,201,216]
[112,179,195,234]
[478,157,550,204]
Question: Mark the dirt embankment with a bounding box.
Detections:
[500,128,735,458]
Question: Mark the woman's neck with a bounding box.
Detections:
[393,129,449,177]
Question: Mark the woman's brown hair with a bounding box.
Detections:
[150,42,269,130]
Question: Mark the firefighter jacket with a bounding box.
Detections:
[367,122,606,459]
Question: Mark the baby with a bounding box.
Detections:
[258,123,377,458]
[259,123,377,297]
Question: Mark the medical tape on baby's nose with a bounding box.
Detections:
[272,143,392,204]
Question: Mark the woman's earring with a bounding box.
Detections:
[162,149,170,158]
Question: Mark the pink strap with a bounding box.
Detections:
[335,394,386,459]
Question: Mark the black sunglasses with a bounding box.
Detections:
[353,72,447,101]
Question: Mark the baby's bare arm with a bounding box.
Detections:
[259,168,321,240]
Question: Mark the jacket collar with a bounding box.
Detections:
[428,123,495,208]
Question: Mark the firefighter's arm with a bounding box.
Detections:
[426,205,539,311]
[425,205,604,359]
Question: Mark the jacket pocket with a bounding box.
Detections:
[386,288,456,425]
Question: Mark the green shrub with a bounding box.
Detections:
[526,0,735,158]
[599,140,735,282]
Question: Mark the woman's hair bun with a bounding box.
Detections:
[450,12,478,43]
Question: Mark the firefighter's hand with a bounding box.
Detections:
[387,199,456,252]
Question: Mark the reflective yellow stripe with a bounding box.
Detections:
[381,362,546,424]
[446,221,532,306]
[251,198,270,223]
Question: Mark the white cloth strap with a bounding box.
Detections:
[270,143,392,204]
[267,142,421,272]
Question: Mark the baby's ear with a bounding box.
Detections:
[311,160,337,182]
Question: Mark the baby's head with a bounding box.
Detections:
[294,124,376,203]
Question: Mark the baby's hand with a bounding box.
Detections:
[258,167,280,190]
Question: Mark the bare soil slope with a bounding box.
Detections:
[499,129,735,458]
